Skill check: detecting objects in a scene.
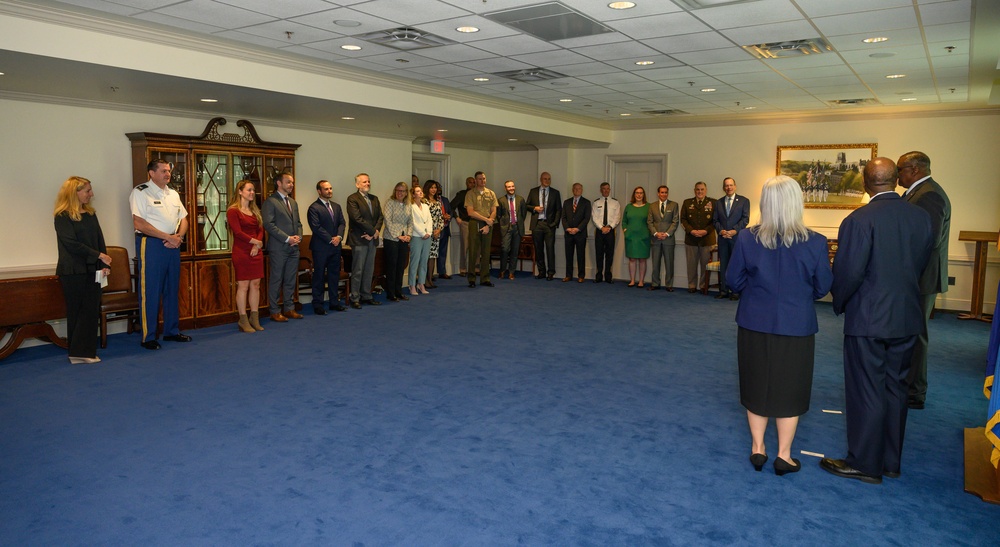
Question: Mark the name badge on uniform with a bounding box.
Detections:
[153,200,162,205]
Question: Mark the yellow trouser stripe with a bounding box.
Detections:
[139,237,148,339]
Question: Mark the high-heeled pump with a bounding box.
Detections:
[773,457,801,476]
[749,453,767,472]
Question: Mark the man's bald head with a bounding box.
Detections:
[862,157,898,196]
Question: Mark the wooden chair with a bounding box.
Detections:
[99,246,139,348]
[703,245,720,295]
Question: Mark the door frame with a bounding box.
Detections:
[412,152,451,195]
[605,154,668,197]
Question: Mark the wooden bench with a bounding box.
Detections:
[0,276,68,360]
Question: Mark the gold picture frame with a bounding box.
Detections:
[776,143,878,209]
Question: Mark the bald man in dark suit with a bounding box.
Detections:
[821,157,932,484]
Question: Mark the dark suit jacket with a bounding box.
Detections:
[525,185,562,231]
[832,193,932,338]
[646,200,679,241]
[262,192,303,252]
[712,193,750,234]
[498,193,526,235]
[307,199,346,252]
[561,196,591,237]
[439,196,452,237]
[55,213,108,275]
[345,191,384,247]
[728,230,832,336]
[904,178,951,295]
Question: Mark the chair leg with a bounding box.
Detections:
[100,315,108,349]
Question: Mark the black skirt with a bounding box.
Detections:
[738,327,815,418]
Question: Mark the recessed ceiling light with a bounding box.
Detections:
[456,26,479,33]
[341,45,362,51]
[608,1,636,9]
[635,60,654,66]
[619,113,631,116]
[0,72,5,76]
[902,98,917,102]
[473,77,490,82]
[863,36,889,43]
[743,106,756,110]
[334,20,362,27]
[508,138,518,141]
[559,98,573,102]
[341,116,355,120]
[437,129,448,132]
[885,74,906,79]
[200,98,218,103]
[701,88,716,92]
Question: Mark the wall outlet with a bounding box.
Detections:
[948,276,956,286]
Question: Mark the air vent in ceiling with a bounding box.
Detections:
[492,68,568,82]
[358,27,457,50]
[644,109,689,116]
[827,98,881,106]
[742,38,833,59]
[484,1,613,42]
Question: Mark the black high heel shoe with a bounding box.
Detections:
[749,453,768,472]
[773,457,801,476]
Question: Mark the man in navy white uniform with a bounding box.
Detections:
[129,158,192,349]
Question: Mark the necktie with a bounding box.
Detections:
[509,196,516,224]
[573,197,578,213]
[540,188,547,219]
[326,200,335,220]
[603,198,608,225]
[726,196,732,215]
[364,193,372,214]
[284,196,292,215]
[660,202,665,216]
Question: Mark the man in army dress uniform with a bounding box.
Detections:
[680,181,717,293]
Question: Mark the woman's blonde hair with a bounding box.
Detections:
[227,179,262,225]
[409,184,424,205]
[752,175,810,250]
[388,182,408,203]
[53,176,95,221]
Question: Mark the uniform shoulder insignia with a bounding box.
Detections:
[135,183,148,191]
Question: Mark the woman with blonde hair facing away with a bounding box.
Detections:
[226,179,265,332]
[408,185,433,295]
[382,182,413,302]
[621,186,650,287]
[727,175,833,475]
[54,176,111,364]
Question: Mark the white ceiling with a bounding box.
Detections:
[2,0,999,147]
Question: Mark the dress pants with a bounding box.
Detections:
[717,236,736,295]
[844,334,917,476]
[533,221,557,276]
[59,273,101,358]
[564,232,586,278]
[467,221,491,283]
[500,226,520,273]
[650,239,675,288]
[685,244,712,290]
[136,234,181,342]
[311,245,342,308]
[457,220,469,272]
[906,292,938,403]
[350,240,377,303]
[268,244,299,314]
[436,230,450,275]
[383,239,408,298]
[408,236,430,286]
[594,228,615,280]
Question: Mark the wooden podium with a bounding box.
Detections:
[957,230,998,323]
[964,427,1000,504]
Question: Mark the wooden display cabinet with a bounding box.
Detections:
[128,118,300,329]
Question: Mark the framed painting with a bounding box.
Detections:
[776,143,878,209]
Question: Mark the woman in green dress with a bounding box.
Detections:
[622,186,650,287]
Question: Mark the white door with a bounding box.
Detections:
[610,158,665,282]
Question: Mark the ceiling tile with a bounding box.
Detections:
[794,0,912,18]
[605,12,710,40]
[719,20,819,46]
[415,15,521,42]
[353,52,443,69]
[826,28,925,51]
[571,41,664,62]
[692,0,803,29]
[643,31,736,55]
[215,0,335,18]
[156,0,275,28]
[289,8,400,34]
[511,49,593,67]
[637,66,709,81]
[306,37,398,56]
[602,56,683,72]
[697,59,769,76]
[603,81,670,93]
[53,0,140,16]
[551,62,621,77]
[132,12,227,34]
[213,30,296,48]
[812,7,918,36]
[922,22,971,43]
[349,0,472,26]
[918,0,971,26]
[234,20,343,45]
[577,72,647,85]
[466,34,557,56]
[551,32,634,49]
[672,47,754,65]
[413,44,496,63]
[456,57,534,73]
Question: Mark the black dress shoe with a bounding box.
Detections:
[468,282,476,288]
[361,299,381,306]
[908,399,925,410]
[330,305,348,312]
[440,274,452,280]
[481,281,495,287]
[397,294,409,301]
[715,293,728,299]
[883,470,901,479]
[163,334,191,342]
[595,275,603,283]
[750,453,767,472]
[665,287,673,292]
[647,285,658,291]
[606,279,613,284]
[387,295,399,302]
[773,457,801,476]
[535,274,545,280]
[546,274,554,281]
[819,458,881,484]
[141,340,161,350]
[350,302,362,309]
[313,307,327,315]
[687,288,697,293]
[730,294,740,301]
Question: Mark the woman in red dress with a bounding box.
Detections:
[226,179,265,332]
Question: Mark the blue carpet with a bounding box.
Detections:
[1,276,997,545]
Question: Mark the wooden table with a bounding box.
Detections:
[0,276,68,360]
[957,230,999,322]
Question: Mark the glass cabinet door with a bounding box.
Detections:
[264,156,295,199]
[233,155,264,210]
[148,149,188,253]
[195,152,230,253]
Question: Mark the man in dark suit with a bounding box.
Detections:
[680,181,717,293]
[561,183,591,283]
[646,185,679,291]
[262,172,304,322]
[306,180,347,315]
[897,151,951,410]
[497,179,526,280]
[821,157,932,484]
[712,177,750,300]
[525,172,562,280]
[345,172,384,309]
[452,177,474,277]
